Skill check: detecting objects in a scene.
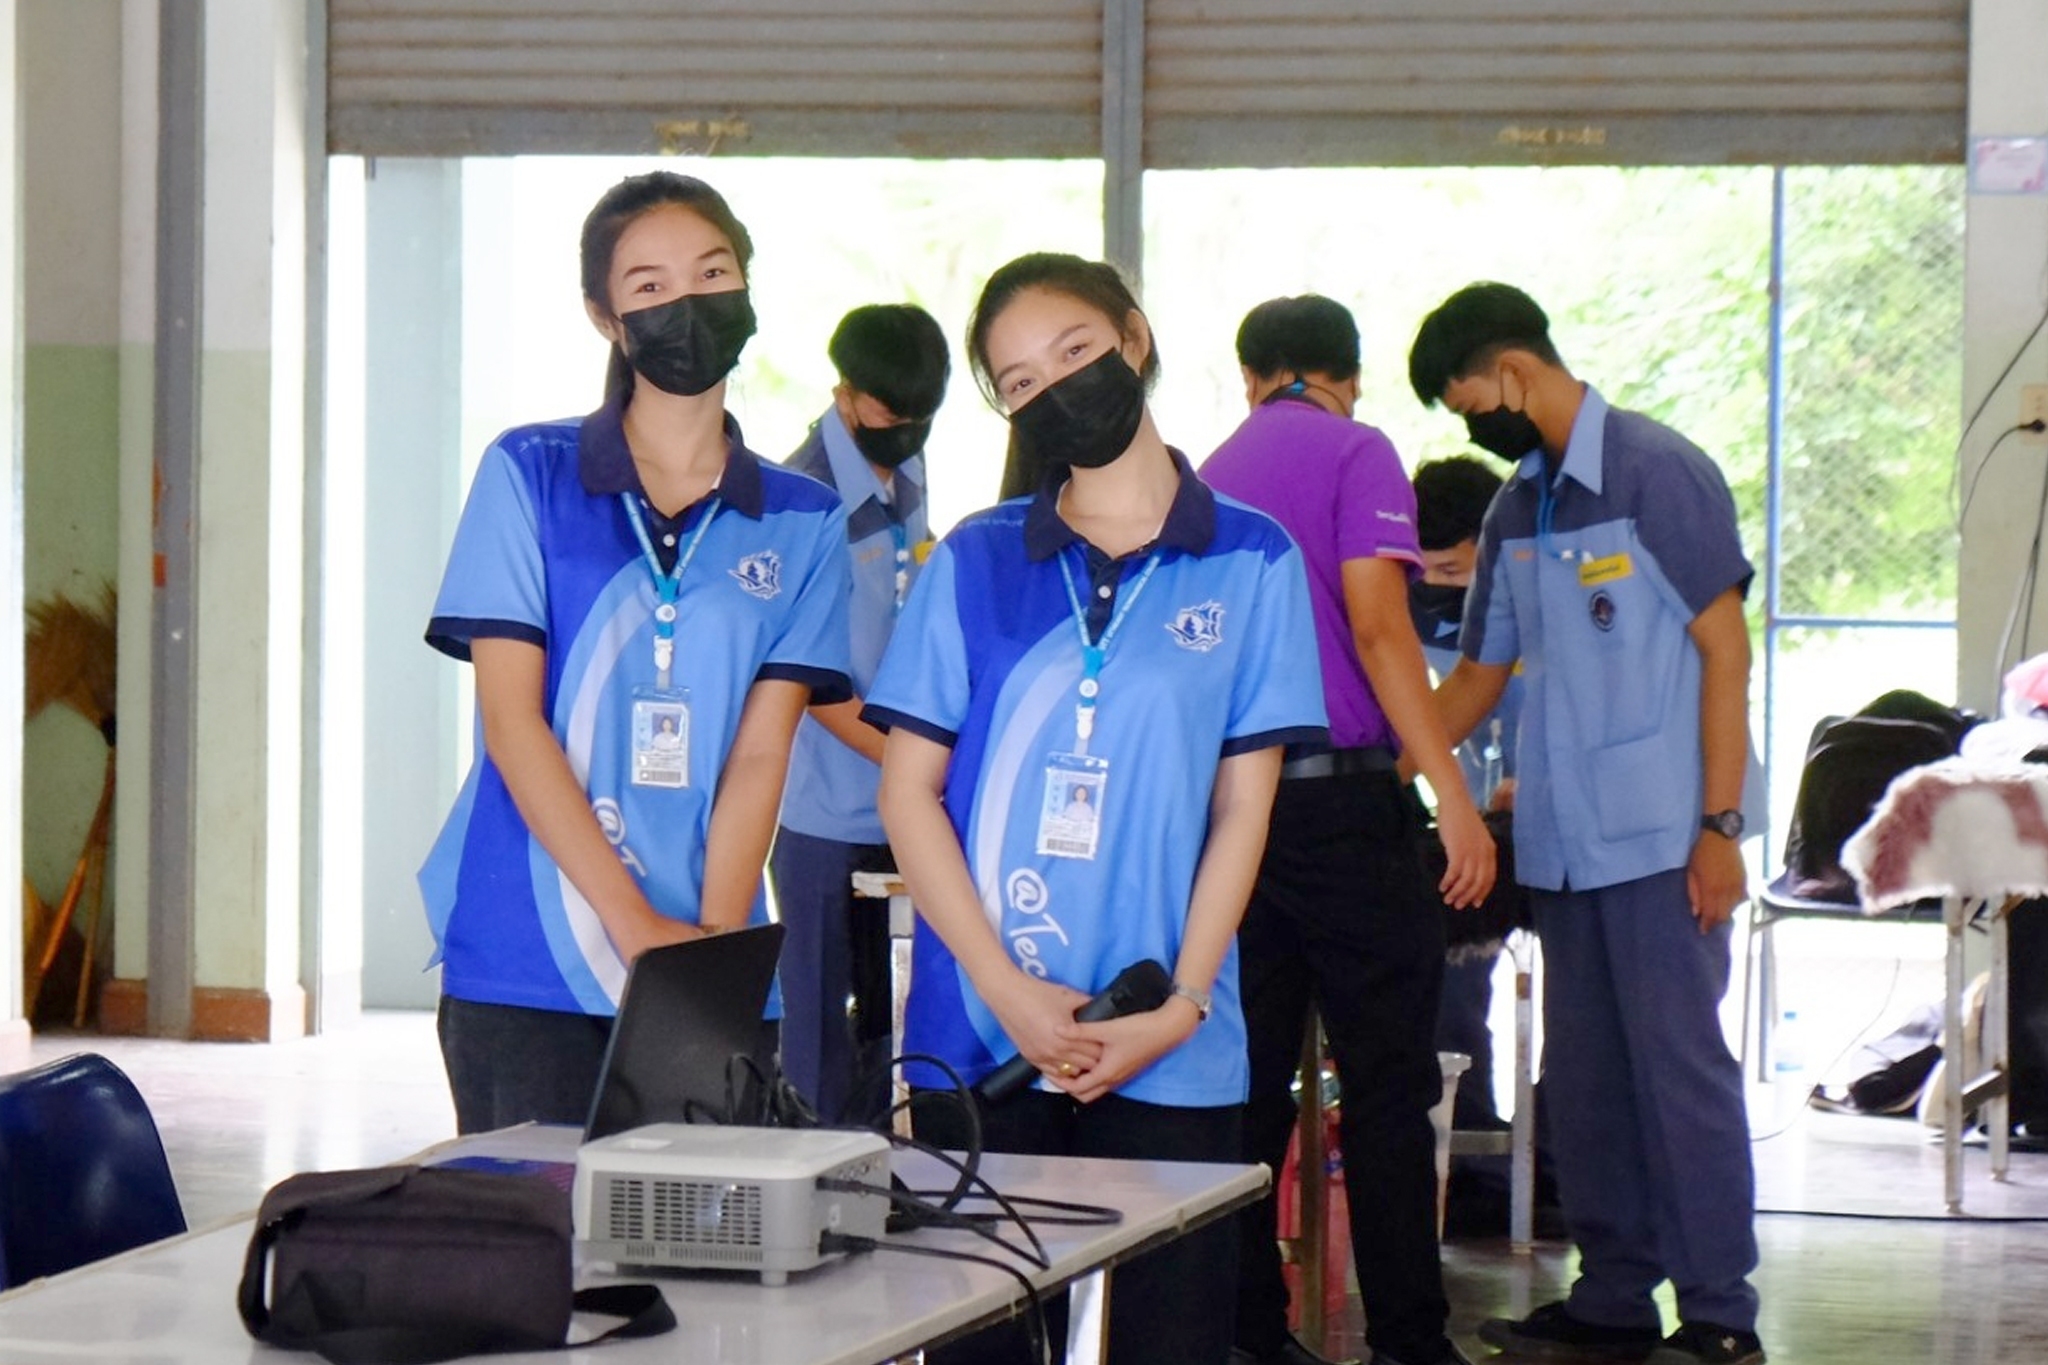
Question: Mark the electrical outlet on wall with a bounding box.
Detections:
[2025,384,2048,441]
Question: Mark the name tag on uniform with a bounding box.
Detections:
[1037,752,1108,860]
[1578,552,1634,587]
[630,688,691,788]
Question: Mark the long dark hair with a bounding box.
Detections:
[579,172,754,403]
[966,252,1160,497]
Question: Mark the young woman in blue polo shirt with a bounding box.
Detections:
[420,173,852,1133]
[866,254,1326,1365]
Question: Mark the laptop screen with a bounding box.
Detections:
[583,922,786,1141]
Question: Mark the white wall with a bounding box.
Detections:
[1958,1,2048,713]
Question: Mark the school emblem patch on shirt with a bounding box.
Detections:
[730,550,782,600]
[1166,600,1226,652]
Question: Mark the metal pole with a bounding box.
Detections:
[1100,0,1144,285]
[148,1,203,1037]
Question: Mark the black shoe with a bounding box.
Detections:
[1230,1334,1362,1365]
[1370,1343,1475,1365]
[1476,1302,1662,1361]
[1643,1322,1765,1365]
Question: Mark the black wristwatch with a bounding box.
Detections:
[1701,809,1745,840]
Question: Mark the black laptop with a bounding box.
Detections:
[583,922,787,1141]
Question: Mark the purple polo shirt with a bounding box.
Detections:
[1200,395,1422,751]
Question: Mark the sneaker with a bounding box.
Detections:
[1476,1301,1662,1360]
[1643,1322,1765,1365]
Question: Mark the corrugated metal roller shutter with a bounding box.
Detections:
[327,0,1103,158]
[329,1,1967,167]
[1146,0,1968,168]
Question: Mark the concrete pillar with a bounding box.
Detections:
[1957,1,2048,712]
[353,158,463,1009]
[99,0,318,1040]
[0,0,27,1067]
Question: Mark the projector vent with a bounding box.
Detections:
[602,1174,765,1248]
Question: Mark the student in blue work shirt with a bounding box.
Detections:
[865,253,1326,1365]
[420,172,853,1134]
[1411,283,1765,1365]
[772,303,949,1124]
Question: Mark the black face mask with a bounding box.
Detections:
[1409,580,1468,646]
[1464,404,1543,462]
[619,290,757,397]
[1009,349,1147,471]
[850,417,933,471]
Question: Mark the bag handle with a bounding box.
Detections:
[237,1218,675,1364]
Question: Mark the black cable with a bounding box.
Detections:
[1994,434,2048,672]
[879,1137,1052,1268]
[886,1053,986,1217]
[1758,1207,2048,1224]
[821,1234,1052,1365]
[1960,302,2048,447]
[901,1190,1123,1228]
[1957,422,2046,524]
[817,1176,1051,1270]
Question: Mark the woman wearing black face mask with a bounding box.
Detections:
[862,254,1327,1365]
[417,172,854,1134]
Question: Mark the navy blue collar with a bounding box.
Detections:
[1023,448,1216,562]
[579,389,765,518]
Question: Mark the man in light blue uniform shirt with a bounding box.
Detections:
[772,304,949,1122]
[1413,284,1765,1365]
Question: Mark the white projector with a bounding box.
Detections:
[573,1124,892,1285]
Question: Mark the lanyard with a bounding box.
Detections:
[621,491,721,688]
[887,519,910,612]
[1055,545,1162,753]
[1535,470,1580,564]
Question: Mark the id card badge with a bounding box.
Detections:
[1036,752,1109,859]
[630,687,692,789]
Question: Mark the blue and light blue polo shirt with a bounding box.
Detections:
[419,397,853,1015]
[1461,387,1752,892]
[863,456,1327,1107]
[779,407,932,844]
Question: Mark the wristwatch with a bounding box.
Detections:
[1701,809,1745,840]
[1169,981,1212,1023]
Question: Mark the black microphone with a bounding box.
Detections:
[974,959,1176,1105]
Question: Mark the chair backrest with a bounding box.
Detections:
[0,1052,186,1288]
[1779,700,1970,903]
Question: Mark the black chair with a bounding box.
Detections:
[0,1052,186,1288]
[1743,699,1969,1080]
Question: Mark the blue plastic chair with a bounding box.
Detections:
[0,1052,186,1288]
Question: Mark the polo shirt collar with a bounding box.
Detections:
[1023,447,1216,561]
[1518,383,1607,497]
[579,389,765,518]
[819,404,924,514]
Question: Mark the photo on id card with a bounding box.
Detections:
[631,692,690,788]
[1036,752,1107,859]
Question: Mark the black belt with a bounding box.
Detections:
[1279,746,1396,780]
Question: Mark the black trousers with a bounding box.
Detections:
[914,1088,1243,1365]
[438,994,779,1135]
[1234,769,1451,1363]
[437,995,615,1135]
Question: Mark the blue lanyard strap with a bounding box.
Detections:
[888,519,910,612]
[621,491,722,688]
[1535,471,1575,564]
[1056,546,1162,752]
